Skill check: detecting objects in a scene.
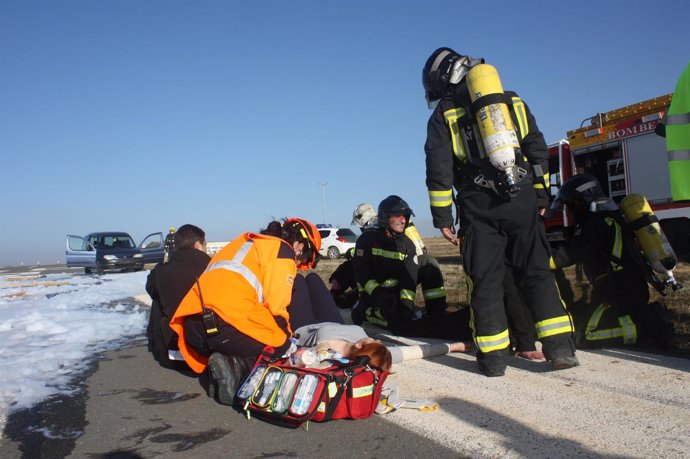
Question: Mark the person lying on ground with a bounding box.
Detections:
[293,321,473,373]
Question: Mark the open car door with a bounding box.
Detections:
[66,235,96,270]
[140,232,165,265]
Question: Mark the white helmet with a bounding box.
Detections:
[352,203,377,229]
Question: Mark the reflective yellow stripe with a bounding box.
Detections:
[423,287,446,299]
[533,173,550,189]
[400,289,415,301]
[535,315,573,339]
[475,329,511,353]
[381,278,399,288]
[364,279,380,295]
[549,256,557,271]
[512,97,529,138]
[371,248,407,261]
[365,307,388,327]
[443,107,467,161]
[429,189,453,208]
[352,384,374,398]
[605,217,623,271]
[328,381,337,398]
[618,315,637,344]
[584,304,637,344]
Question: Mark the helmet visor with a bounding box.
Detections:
[448,56,485,85]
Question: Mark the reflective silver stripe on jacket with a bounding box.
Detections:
[666,112,690,125]
[668,150,690,161]
[205,240,264,303]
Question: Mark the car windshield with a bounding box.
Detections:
[91,236,136,249]
[336,228,357,242]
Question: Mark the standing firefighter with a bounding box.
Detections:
[422,47,577,376]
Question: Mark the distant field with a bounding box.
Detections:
[312,237,690,356]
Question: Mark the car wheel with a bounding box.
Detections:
[327,246,340,259]
[85,267,92,274]
[96,262,104,275]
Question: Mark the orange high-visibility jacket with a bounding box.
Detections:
[170,232,297,373]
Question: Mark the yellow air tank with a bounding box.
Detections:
[620,193,680,290]
[466,64,520,192]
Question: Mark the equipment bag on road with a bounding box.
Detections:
[235,346,388,428]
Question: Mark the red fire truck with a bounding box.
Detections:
[544,94,690,259]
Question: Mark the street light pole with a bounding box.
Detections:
[319,182,328,225]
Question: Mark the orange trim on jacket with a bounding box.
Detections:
[170,232,297,373]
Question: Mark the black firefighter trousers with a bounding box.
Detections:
[458,185,575,369]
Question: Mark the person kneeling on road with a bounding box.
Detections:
[170,218,327,406]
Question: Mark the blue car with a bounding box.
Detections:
[66,231,165,274]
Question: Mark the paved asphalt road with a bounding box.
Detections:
[1,266,690,458]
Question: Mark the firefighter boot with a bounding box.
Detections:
[542,336,579,370]
[207,353,253,405]
[477,349,509,377]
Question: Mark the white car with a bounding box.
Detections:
[317,226,357,259]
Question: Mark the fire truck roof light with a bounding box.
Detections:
[641,113,663,123]
[584,128,603,138]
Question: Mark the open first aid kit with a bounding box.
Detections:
[235,346,388,428]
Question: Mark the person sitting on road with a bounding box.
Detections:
[351,195,473,342]
[330,201,448,316]
[145,224,210,370]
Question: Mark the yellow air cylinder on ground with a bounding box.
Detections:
[466,64,519,183]
[620,193,677,276]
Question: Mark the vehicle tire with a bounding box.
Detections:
[84,267,92,274]
[327,246,340,259]
[96,262,104,276]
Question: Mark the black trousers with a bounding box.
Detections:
[459,185,573,359]
[417,253,447,316]
[503,263,538,352]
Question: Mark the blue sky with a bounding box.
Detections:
[1,0,688,266]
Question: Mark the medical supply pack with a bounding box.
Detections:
[235,346,388,428]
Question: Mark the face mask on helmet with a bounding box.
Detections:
[423,48,485,109]
[551,174,607,214]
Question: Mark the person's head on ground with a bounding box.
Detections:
[552,174,617,220]
[347,338,392,372]
[352,203,378,230]
[261,218,322,270]
[174,224,207,252]
[378,195,414,238]
[422,47,484,109]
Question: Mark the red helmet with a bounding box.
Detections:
[284,218,322,270]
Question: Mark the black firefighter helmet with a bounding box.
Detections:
[422,47,484,109]
[377,195,415,230]
[552,173,611,215]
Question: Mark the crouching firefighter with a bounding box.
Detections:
[550,174,676,349]
[422,47,577,376]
